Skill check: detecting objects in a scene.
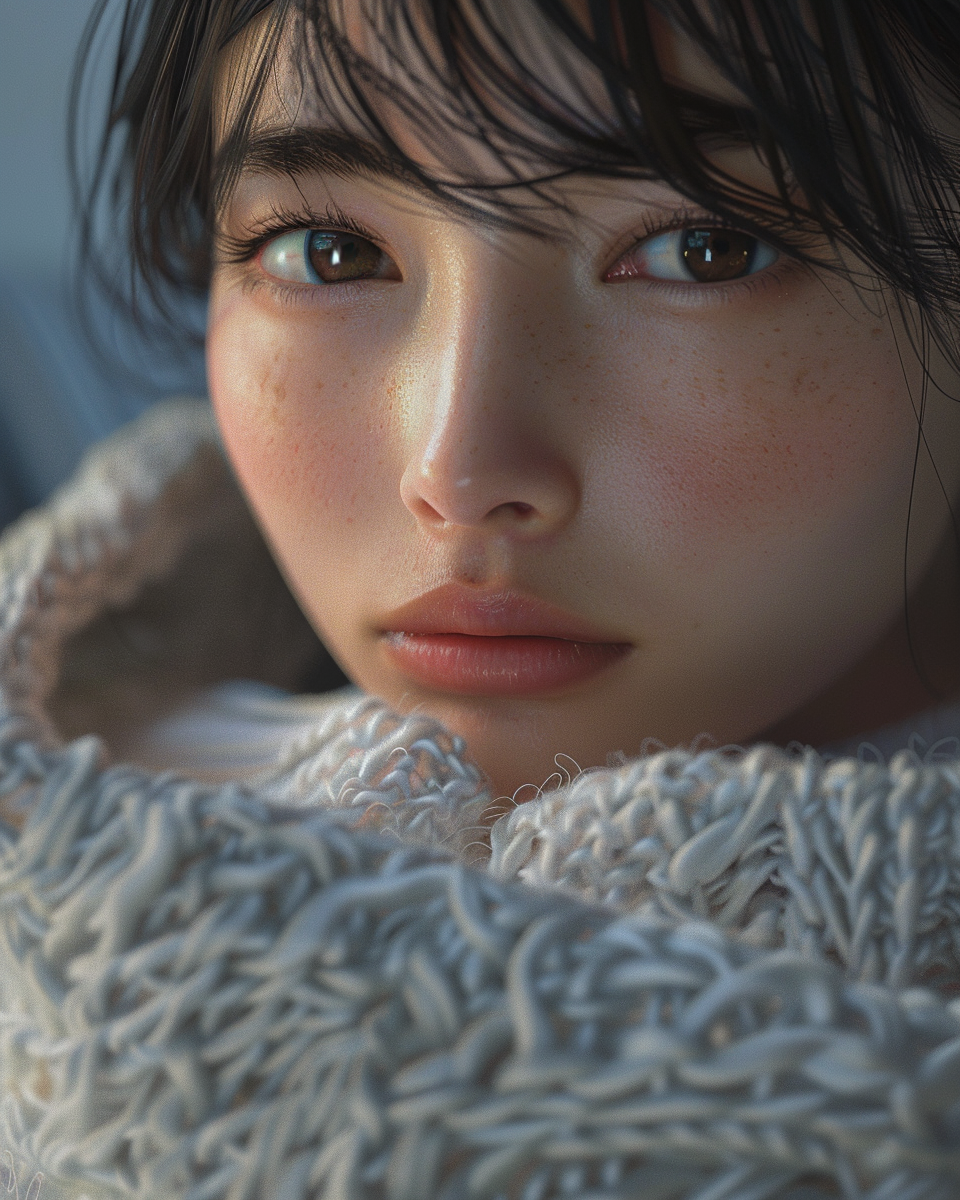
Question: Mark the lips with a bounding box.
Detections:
[379,585,632,695]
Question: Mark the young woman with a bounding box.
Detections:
[1,0,960,1196]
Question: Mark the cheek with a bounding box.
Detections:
[206,292,385,541]
[600,313,915,567]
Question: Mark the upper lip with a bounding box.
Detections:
[379,584,630,643]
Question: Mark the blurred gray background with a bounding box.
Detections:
[0,0,205,529]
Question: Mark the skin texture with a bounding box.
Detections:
[207,7,960,803]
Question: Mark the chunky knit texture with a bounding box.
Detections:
[1,399,960,1200]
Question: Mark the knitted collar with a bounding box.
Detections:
[4,396,960,983]
[2,398,960,1198]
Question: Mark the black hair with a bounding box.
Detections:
[72,0,960,703]
[73,0,960,363]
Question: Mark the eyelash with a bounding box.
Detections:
[606,206,790,297]
[220,202,789,301]
[219,201,382,266]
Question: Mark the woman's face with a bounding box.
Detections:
[207,14,960,800]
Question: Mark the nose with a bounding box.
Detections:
[399,304,580,539]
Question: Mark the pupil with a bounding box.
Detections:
[330,239,358,267]
[682,229,753,282]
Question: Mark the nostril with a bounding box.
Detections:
[409,496,445,524]
[485,500,537,522]
[401,457,578,531]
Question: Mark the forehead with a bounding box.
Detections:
[215,0,747,169]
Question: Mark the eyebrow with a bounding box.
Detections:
[215,118,776,238]
[217,126,440,203]
[214,124,570,236]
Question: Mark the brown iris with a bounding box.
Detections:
[681,228,756,283]
[307,231,385,283]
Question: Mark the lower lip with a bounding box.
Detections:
[382,633,631,695]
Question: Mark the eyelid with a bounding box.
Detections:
[603,210,781,285]
[218,202,386,266]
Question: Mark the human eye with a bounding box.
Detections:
[606,225,779,285]
[259,227,400,285]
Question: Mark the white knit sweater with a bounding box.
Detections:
[1,398,960,1200]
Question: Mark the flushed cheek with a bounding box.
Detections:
[206,299,391,539]
[602,323,915,575]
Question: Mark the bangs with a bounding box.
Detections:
[78,0,960,358]
[215,0,794,237]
